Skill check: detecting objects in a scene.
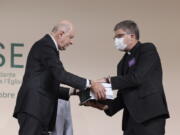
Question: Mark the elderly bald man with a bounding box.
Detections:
[13,20,106,135]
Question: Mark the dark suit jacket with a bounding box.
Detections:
[13,34,86,130]
[105,42,169,130]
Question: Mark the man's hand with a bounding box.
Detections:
[84,101,108,110]
[95,78,106,83]
[90,81,106,100]
[95,76,111,83]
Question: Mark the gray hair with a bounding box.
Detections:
[114,20,140,40]
[52,23,71,34]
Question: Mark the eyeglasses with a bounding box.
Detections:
[113,33,126,40]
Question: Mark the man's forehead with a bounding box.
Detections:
[115,29,126,34]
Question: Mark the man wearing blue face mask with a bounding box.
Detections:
[85,20,170,135]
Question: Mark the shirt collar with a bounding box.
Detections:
[49,33,59,51]
[127,41,140,55]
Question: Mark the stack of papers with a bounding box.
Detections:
[79,83,114,105]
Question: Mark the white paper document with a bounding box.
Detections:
[90,83,114,99]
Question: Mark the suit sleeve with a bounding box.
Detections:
[58,86,70,101]
[104,91,124,116]
[40,44,87,90]
[110,43,159,90]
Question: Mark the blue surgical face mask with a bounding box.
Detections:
[114,37,127,51]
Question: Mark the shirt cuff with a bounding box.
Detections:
[69,88,74,95]
[86,79,91,88]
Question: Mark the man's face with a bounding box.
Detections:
[57,29,75,50]
[114,29,134,50]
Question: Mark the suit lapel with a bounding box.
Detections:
[117,53,127,75]
[117,42,142,75]
[43,34,59,56]
[125,42,141,73]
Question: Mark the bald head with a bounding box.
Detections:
[51,20,75,51]
[52,20,74,34]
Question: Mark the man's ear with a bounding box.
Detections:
[58,31,65,37]
[131,34,137,40]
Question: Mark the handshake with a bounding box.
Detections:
[71,77,113,110]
